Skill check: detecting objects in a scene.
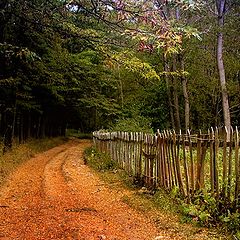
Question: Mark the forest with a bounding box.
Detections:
[0,0,240,152]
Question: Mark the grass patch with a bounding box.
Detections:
[66,129,92,139]
[84,147,182,214]
[84,147,118,171]
[84,146,233,239]
[84,147,139,190]
[121,188,179,215]
[0,137,67,186]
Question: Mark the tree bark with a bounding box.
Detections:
[172,55,181,132]
[163,54,175,129]
[3,108,14,153]
[27,113,31,139]
[0,0,8,42]
[179,54,190,130]
[216,0,231,136]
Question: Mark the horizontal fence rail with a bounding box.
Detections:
[93,127,240,206]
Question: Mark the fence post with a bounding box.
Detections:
[222,126,228,198]
[214,127,220,198]
[156,132,162,187]
[182,131,190,198]
[235,126,240,208]
[227,126,233,200]
[166,130,174,188]
[187,129,195,193]
[196,131,208,191]
[170,130,178,188]
[174,130,185,196]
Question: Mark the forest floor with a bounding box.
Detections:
[0,139,227,239]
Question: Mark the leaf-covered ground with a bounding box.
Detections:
[0,140,222,239]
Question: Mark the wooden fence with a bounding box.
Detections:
[93,127,240,206]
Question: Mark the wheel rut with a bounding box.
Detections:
[0,140,166,240]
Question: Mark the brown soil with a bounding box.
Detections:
[0,140,222,240]
[0,140,162,240]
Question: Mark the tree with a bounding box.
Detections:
[0,0,123,150]
[216,0,231,135]
[1,0,240,149]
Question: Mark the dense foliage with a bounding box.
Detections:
[0,0,240,151]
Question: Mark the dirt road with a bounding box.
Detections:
[0,139,167,240]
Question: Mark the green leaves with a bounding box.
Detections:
[0,43,40,63]
[174,25,202,41]
[109,51,160,81]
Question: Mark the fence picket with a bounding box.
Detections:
[170,131,178,188]
[222,127,228,198]
[182,132,190,197]
[215,128,220,198]
[227,127,233,200]
[235,127,240,208]
[187,130,195,193]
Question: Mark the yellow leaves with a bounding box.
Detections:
[61,22,100,38]
[160,70,189,77]
[0,77,17,86]
[174,34,183,44]
[104,59,115,69]
[157,29,183,55]
[106,51,160,81]
[61,22,79,34]
[80,29,100,38]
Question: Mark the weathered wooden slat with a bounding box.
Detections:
[168,130,175,188]
[214,128,220,198]
[182,131,190,197]
[222,127,228,198]
[227,127,233,200]
[162,132,169,188]
[187,129,195,193]
[174,131,185,196]
[170,131,178,188]
[209,128,215,193]
[149,135,155,187]
[157,133,163,187]
[196,132,202,190]
[235,127,240,208]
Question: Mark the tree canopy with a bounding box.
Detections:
[0,0,240,150]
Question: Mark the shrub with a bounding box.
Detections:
[84,147,118,171]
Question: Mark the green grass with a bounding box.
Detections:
[66,129,92,139]
[84,147,118,171]
[0,137,67,186]
[84,147,178,213]
[84,146,231,239]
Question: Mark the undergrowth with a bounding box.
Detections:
[0,137,67,186]
[84,146,230,239]
[84,147,118,171]
[179,190,240,239]
[66,129,92,139]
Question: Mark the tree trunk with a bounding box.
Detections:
[36,115,41,138]
[163,54,175,129]
[172,55,181,132]
[3,108,14,153]
[0,0,8,42]
[182,77,190,130]
[0,113,2,136]
[179,54,190,130]
[118,65,124,109]
[19,113,24,143]
[27,113,31,139]
[216,0,231,136]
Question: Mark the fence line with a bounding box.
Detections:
[93,127,240,206]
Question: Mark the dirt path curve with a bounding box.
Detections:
[0,139,166,240]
